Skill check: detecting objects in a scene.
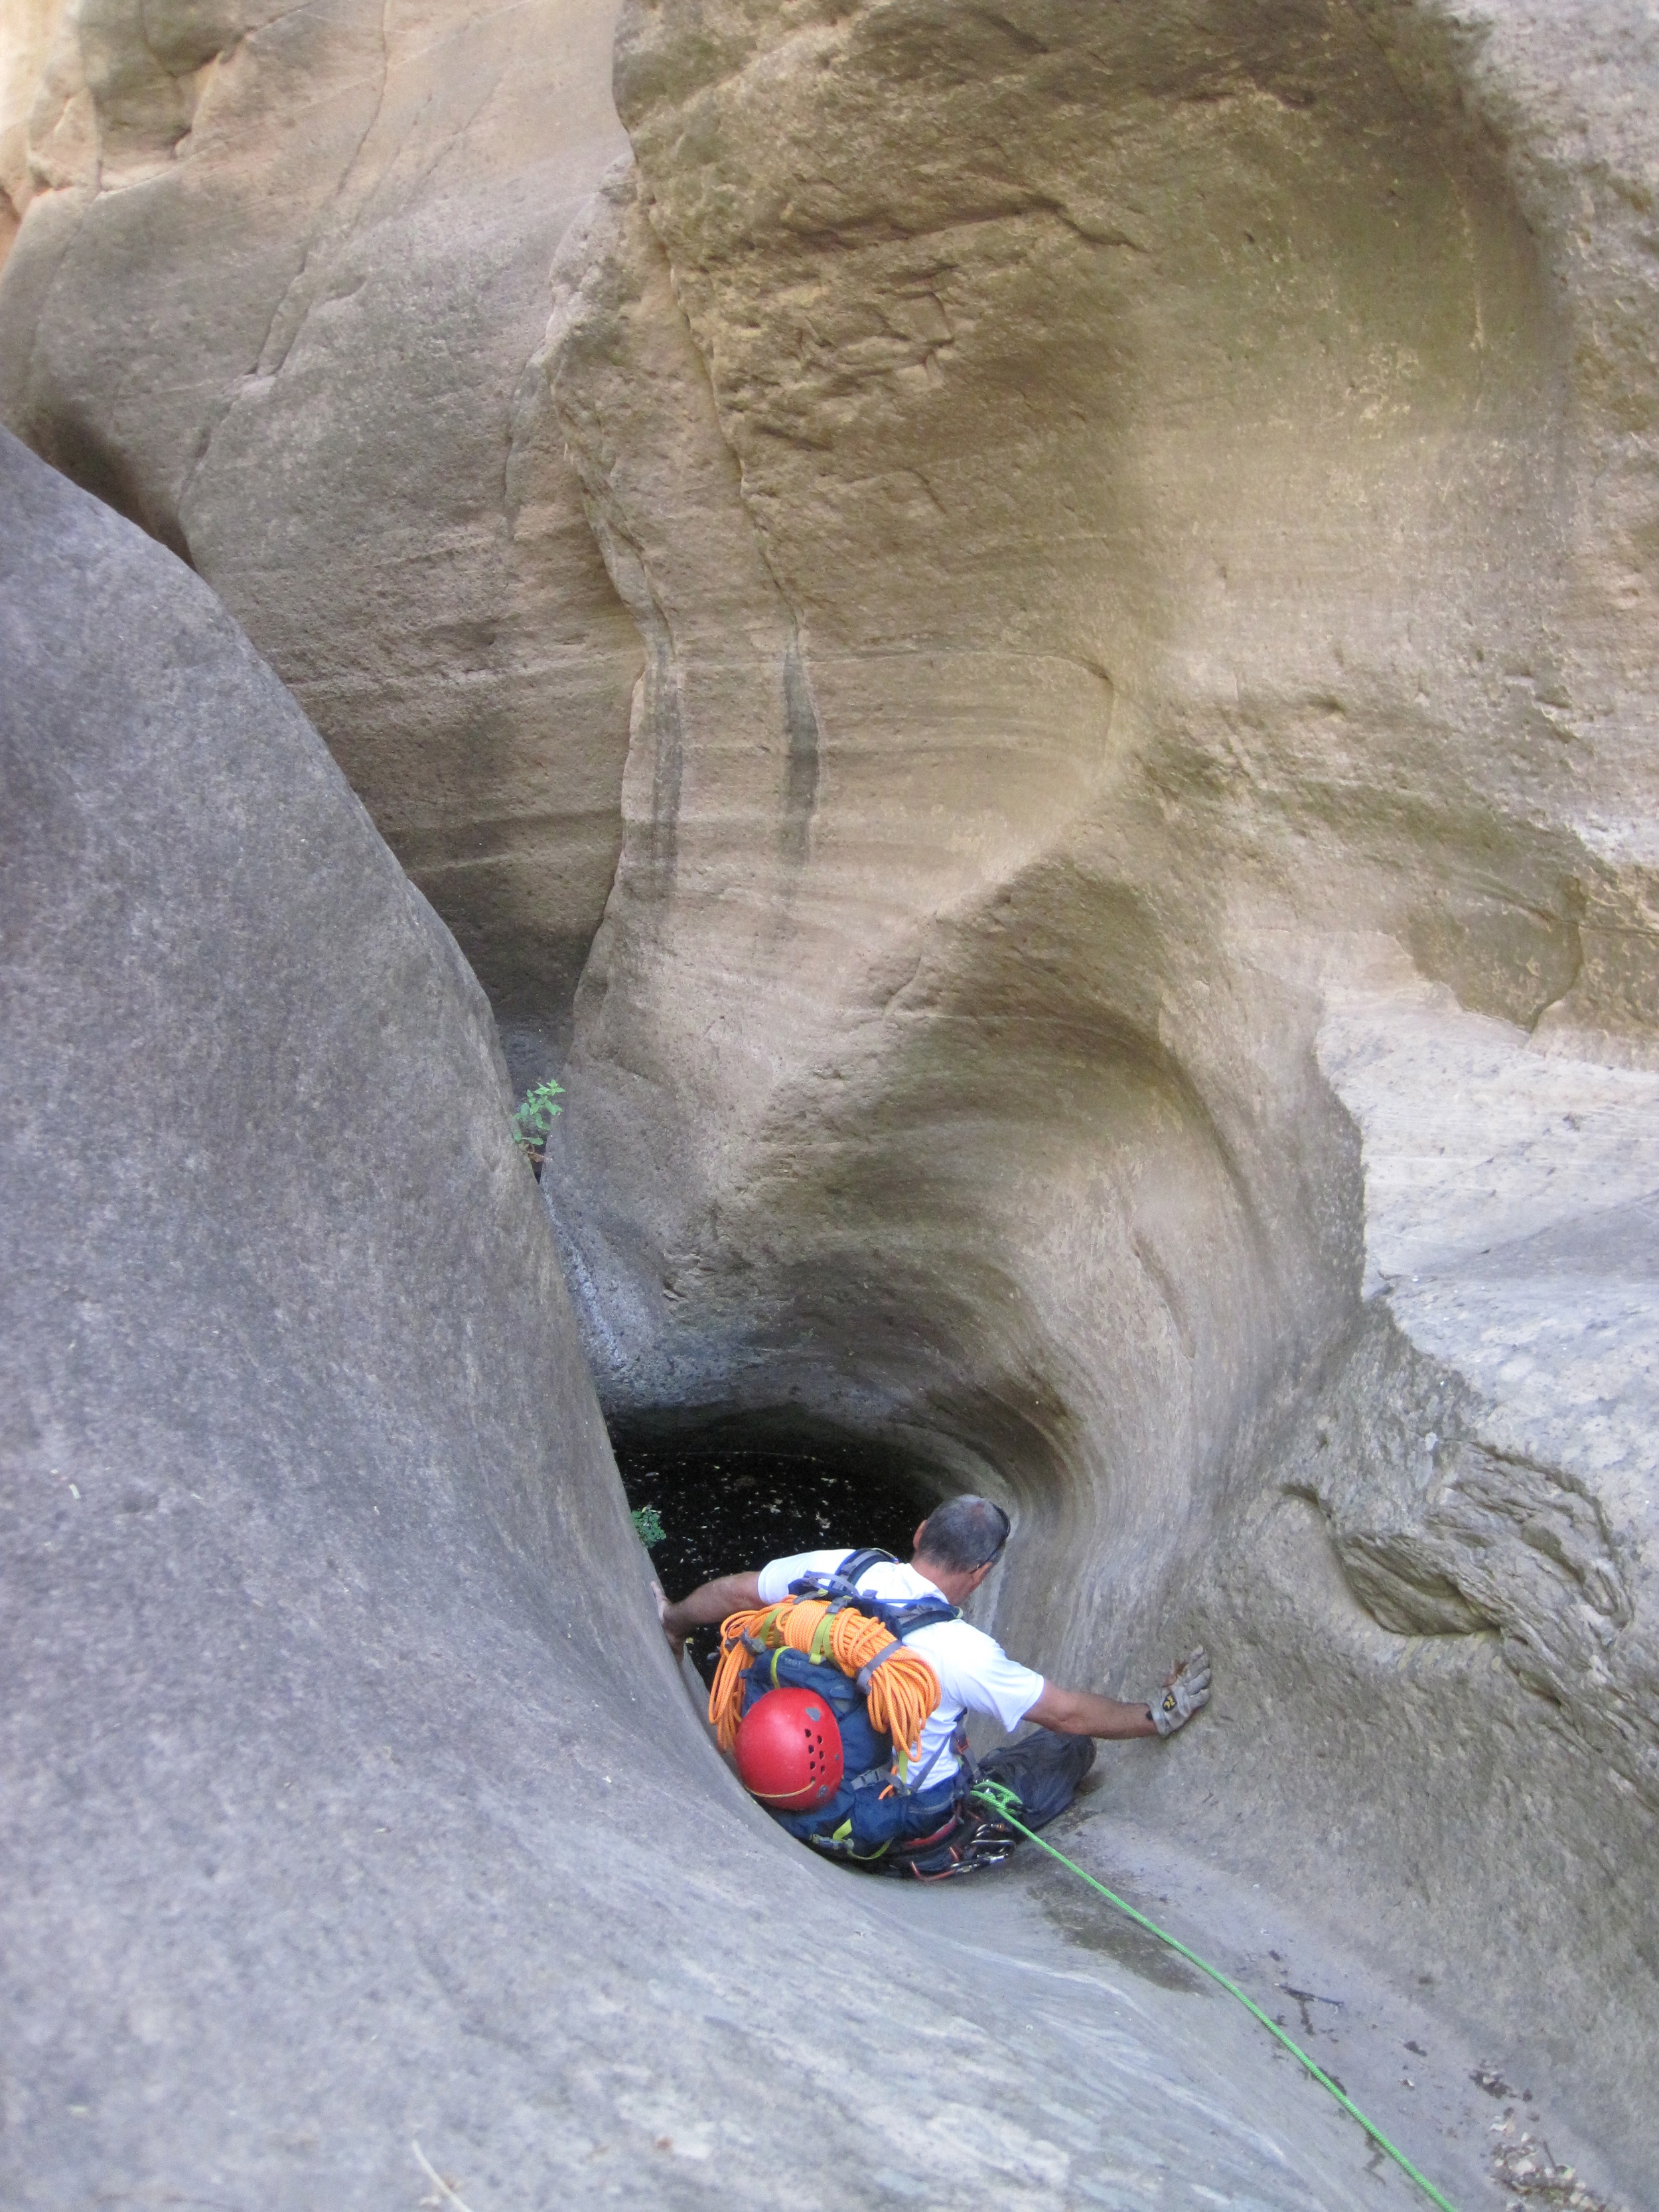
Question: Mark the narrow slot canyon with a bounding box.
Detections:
[3,1,1657,2206]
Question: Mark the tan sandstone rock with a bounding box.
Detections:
[0,0,640,1072]
[0,0,67,256]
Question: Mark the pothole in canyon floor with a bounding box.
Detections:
[612,1424,940,1684]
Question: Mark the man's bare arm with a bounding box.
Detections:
[658,1572,764,1661]
[1023,1682,1159,1739]
[1025,1648,1212,1741]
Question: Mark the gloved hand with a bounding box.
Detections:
[1151,1647,1211,1737]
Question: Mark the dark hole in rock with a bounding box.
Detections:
[611,1418,944,1684]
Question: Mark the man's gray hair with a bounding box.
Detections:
[915,1495,1012,1572]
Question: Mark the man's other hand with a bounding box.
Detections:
[656,1584,687,1663]
[1151,1647,1211,1737]
[654,1570,763,1668]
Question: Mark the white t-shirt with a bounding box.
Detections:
[755,1548,1045,1787]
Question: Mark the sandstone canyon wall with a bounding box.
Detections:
[3,0,1657,2191]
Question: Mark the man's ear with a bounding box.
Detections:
[914,1520,928,1553]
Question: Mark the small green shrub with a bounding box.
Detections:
[630,1505,666,1548]
[512,1078,563,1157]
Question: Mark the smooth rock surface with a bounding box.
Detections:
[0,0,640,1076]
[0,429,1451,2207]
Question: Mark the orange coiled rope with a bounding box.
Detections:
[708,1597,941,1771]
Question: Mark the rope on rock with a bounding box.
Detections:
[968,1780,1463,2212]
[709,1599,941,1767]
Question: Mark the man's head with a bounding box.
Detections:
[910,1495,1012,1603]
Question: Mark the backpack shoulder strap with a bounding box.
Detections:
[885,1595,960,1639]
[784,1548,958,1639]
[832,1546,895,1591]
[787,1545,895,1601]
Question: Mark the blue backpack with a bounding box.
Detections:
[738,1548,969,1861]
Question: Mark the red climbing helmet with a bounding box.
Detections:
[734,1687,845,1810]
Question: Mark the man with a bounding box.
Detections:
[660,1494,1211,1876]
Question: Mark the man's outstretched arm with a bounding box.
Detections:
[658,1572,763,1662]
[1023,1648,1212,1741]
[1023,1682,1160,1739]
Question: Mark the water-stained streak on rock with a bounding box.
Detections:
[782,630,822,863]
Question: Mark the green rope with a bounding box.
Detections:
[968,1780,1461,2212]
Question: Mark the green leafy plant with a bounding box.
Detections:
[630,1505,666,1548]
[512,1078,563,1167]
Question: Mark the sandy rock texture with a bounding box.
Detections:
[0,0,66,256]
[0,0,638,1075]
[1,427,1431,2208]
[528,2,1659,2182]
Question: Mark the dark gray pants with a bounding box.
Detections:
[977,1726,1098,1829]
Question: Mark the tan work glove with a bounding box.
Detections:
[1151,1647,1211,1737]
